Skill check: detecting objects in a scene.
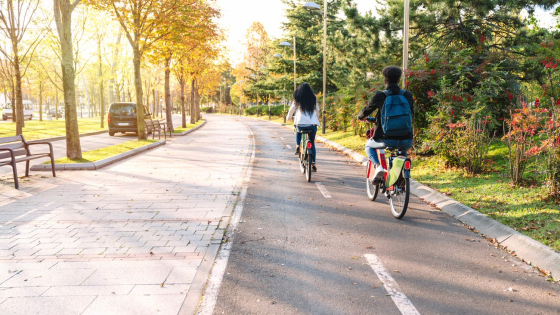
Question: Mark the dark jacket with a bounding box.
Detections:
[357,83,414,140]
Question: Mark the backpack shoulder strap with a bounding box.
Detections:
[383,90,391,97]
[398,89,406,96]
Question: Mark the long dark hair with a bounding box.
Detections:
[293,82,316,117]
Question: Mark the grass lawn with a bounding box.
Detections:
[51,139,157,164]
[0,117,105,140]
[413,143,560,252]
[172,118,205,133]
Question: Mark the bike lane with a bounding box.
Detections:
[209,117,560,315]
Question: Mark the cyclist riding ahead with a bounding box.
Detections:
[287,82,321,172]
[358,66,414,181]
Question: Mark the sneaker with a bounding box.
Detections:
[312,164,317,172]
[373,164,385,181]
[294,146,300,155]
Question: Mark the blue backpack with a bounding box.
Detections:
[381,89,412,137]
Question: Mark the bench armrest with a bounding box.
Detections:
[0,147,17,161]
[27,142,54,155]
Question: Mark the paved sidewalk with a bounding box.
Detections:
[0,115,252,314]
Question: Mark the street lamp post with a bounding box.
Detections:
[279,40,296,92]
[303,1,327,134]
[403,0,410,87]
[274,53,288,123]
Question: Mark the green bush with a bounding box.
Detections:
[201,107,214,113]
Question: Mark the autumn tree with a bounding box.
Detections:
[87,0,192,139]
[0,0,43,134]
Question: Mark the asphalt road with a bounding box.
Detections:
[212,117,560,315]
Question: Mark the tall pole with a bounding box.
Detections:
[402,0,410,87]
[293,35,297,92]
[322,0,327,134]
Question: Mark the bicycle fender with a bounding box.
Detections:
[386,157,407,187]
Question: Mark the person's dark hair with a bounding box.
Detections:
[382,66,402,84]
[293,82,317,117]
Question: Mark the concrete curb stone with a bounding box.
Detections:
[172,120,207,136]
[244,115,560,281]
[30,140,166,171]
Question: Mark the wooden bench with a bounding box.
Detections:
[0,135,56,189]
[155,119,172,138]
[144,118,172,139]
[145,119,163,139]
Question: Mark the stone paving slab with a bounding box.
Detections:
[0,115,252,314]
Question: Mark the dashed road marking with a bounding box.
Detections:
[315,182,332,198]
[280,137,285,140]
[365,254,421,315]
[286,144,292,149]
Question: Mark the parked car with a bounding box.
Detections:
[2,101,34,120]
[45,108,64,118]
[108,102,151,136]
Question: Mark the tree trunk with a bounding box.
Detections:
[164,56,173,132]
[190,78,195,124]
[180,79,186,128]
[153,89,156,118]
[54,0,82,160]
[39,81,43,121]
[13,54,23,134]
[99,40,104,128]
[195,84,200,121]
[10,81,15,123]
[132,47,146,139]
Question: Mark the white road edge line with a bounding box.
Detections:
[196,125,256,315]
[315,182,332,198]
[365,254,421,315]
[286,144,292,149]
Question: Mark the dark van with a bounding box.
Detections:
[108,102,150,136]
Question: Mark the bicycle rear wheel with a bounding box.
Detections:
[366,178,379,201]
[389,176,410,219]
[306,150,312,182]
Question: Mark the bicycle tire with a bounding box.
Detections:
[366,178,379,201]
[306,149,312,182]
[389,176,410,219]
[299,151,306,173]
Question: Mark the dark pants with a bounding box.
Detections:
[296,125,317,163]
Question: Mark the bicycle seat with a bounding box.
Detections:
[298,130,313,134]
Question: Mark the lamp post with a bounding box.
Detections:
[303,1,327,134]
[274,53,288,123]
[403,0,410,87]
[280,40,296,92]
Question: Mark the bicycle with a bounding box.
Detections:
[296,128,314,182]
[364,118,412,219]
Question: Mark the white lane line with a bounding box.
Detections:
[286,144,292,149]
[365,254,421,315]
[315,182,332,198]
[196,125,256,315]
[280,137,285,140]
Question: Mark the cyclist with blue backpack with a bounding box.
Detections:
[358,66,414,181]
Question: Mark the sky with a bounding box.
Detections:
[215,0,378,64]
[214,0,558,64]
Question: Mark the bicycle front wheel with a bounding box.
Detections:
[306,151,312,182]
[389,176,410,219]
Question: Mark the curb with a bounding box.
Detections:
[243,116,560,281]
[28,130,107,143]
[172,120,207,136]
[30,140,166,171]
